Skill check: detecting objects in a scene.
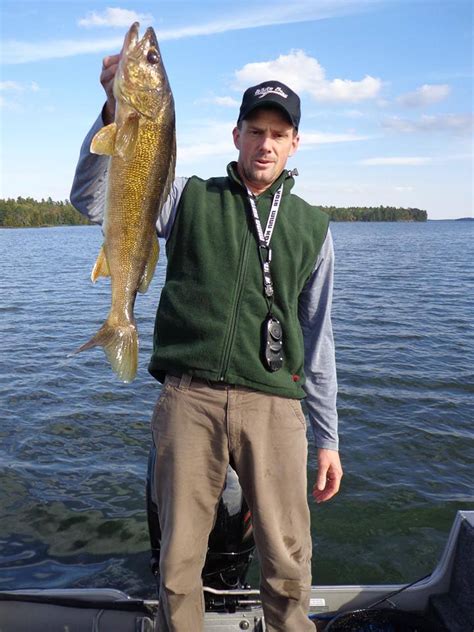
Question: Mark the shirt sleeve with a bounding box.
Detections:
[69,114,109,225]
[298,228,339,451]
[69,111,187,238]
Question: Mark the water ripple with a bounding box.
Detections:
[0,222,473,593]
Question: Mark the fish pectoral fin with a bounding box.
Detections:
[90,245,110,282]
[90,123,117,156]
[116,113,140,160]
[138,233,159,293]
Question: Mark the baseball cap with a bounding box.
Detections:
[237,80,301,129]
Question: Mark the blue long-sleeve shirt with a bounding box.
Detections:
[70,115,339,450]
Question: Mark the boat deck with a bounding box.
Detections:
[0,511,472,631]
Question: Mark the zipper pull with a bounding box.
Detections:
[288,168,299,177]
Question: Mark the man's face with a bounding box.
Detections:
[232,108,300,195]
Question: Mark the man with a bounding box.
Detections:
[71,53,343,632]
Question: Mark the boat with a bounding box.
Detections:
[0,460,472,631]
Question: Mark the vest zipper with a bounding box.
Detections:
[218,227,251,381]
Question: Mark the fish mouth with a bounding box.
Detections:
[122,22,158,55]
[123,22,140,54]
[143,26,158,49]
[115,21,168,116]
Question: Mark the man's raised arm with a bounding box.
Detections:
[69,54,120,224]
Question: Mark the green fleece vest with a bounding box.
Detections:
[148,163,329,399]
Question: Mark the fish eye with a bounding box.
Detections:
[147,49,160,64]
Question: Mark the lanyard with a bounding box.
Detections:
[247,184,284,299]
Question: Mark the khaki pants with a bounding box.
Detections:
[150,375,314,632]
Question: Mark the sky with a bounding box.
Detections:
[0,0,472,220]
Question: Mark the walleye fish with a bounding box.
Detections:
[77,22,175,382]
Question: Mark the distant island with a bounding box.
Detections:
[319,206,427,222]
[455,217,474,221]
[0,197,90,228]
[0,197,428,228]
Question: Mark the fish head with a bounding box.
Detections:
[114,22,173,120]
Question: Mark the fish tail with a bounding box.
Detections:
[75,318,138,383]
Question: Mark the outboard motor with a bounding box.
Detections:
[146,445,256,611]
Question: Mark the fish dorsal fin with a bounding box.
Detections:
[116,113,140,160]
[138,233,159,294]
[91,123,117,156]
[91,244,110,282]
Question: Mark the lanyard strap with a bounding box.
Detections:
[247,185,283,299]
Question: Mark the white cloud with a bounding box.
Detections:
[300,131,370,145]
[441,153,474,162]
[305,108,367,120]
[383,114,473,134]
[178,140,235,163]
[0,80,40,108]
[1,2,383,64]
[0,80,23,91]
[177,121,235,164]
[0,96,19,110]
[214,96,240,107]
[345,109,365,118]
[234,50,324,90]
[360,157,432,166]
[0,80,39,93]
[397,83,450,107]
[200,96,241,108]
[314,75,381,102]
[234,50,382,103]
[1,36,125,64]
[148,2,379,42]
[176,122,369,164]
[78,8,153,28]
[359,153,472,167]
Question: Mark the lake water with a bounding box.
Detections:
[0,220,473,597]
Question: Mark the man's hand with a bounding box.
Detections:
[100,54,121,124]
[312,448,343,503]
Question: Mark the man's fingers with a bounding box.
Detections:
[102,54,121,70]
[316,466,327,491]
[100,54,120,89]
[101,64,118,86]
[101,59,119,80]
[313,448,343,503]
[98,54,120,123]
[312,476,341,503]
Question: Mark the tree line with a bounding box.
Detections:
[318,205,427,222]
[0,197,428,228]
[0,197,90,228]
